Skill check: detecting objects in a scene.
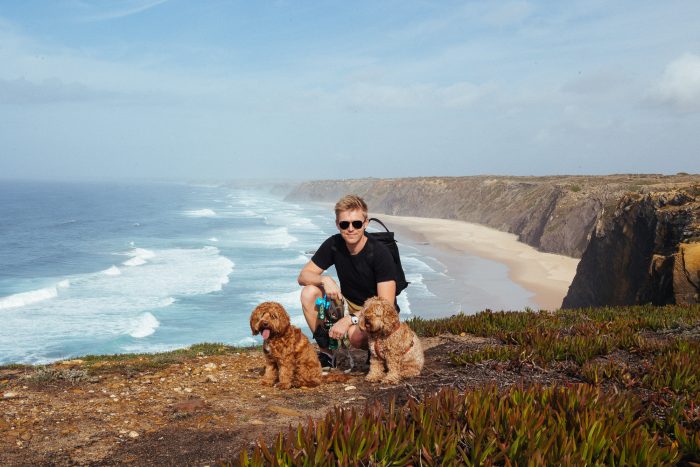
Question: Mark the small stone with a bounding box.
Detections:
[184,388,193,393]
[204,375,218,383]
[204,363,218,371]
[250,419,264,425]
[460,332,466,337]
[128,431,139,439]
[172,399,207,413]
[3,391,19,399]
[344,385,356,391]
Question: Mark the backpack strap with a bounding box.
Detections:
[368,217,390,232]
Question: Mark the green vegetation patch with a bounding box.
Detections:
[407,304,700,463]
[238,384,680,466]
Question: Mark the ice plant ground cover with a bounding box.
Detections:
[239,305,700,466]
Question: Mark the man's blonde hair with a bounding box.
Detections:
[335,194,368,219]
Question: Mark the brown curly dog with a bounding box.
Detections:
[250,301,350,389]
[360,296,424,384]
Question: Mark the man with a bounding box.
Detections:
[298,194,397,367]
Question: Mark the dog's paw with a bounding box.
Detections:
[260,378,275,386]
[381,374,401,385]
[365,373,383,383]
[276,381,292,390]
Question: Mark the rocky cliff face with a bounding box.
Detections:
[562,186,700,308]
[286,175,698,258]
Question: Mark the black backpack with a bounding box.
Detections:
[366,218,410,295]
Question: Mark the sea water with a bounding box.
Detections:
[0,180,534,365]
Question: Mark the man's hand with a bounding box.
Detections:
[320,276,342,302]
[329,315,352,340]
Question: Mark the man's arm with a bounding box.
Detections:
[297,260,324,287]
[376,280,396,305]
[298,260,342,301]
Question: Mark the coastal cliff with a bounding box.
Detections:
[562,186,700,308]
[286,174,700,307]
[286,174,698,258]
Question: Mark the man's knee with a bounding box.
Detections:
[300,285,323,331]
[301,285,322,309]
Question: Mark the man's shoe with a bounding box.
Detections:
[317,351,336,369]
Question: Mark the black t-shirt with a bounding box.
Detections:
[311,233,397,307]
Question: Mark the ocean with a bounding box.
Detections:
[0,180,534,365]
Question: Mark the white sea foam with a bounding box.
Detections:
[0,280,70,310]
[237,336,258,347]
[402,256,440,274]
[122,248,156,267]
[265,253,310,266]
[0,247,234,361]
[222,226,297,249]
[102,266,121,276]
[290,313,308,328]
[184,208,217,218]
[129,312,160,338]
[208,237,219,242]
[397,293,412,315]
[260,289,302,310]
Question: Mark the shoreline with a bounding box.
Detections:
[372,213,580,311]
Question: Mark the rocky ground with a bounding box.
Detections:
[0,333,581,466]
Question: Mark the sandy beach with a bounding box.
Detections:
[374,213,580,311]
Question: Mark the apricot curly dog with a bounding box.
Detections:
[250,301,350,389]
[360,296,424,384]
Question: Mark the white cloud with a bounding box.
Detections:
[651,53,700,113]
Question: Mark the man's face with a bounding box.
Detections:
[336,209,367,246]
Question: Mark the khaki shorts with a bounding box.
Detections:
[345,299,362,315]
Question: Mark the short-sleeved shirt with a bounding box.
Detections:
[311,233,397,308]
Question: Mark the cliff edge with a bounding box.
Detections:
[562,186,700,308]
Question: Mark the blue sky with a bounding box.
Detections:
[1,1,699,181]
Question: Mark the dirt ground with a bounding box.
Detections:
[0,334,578,466]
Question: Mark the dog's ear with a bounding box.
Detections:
[362,296,381,318]
[250,304,262,335]
[273,302,291,334]
[358,314,366,331]
[381,300,400,335]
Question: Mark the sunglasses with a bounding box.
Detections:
[338,219,365,230]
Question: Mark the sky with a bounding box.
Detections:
[0,0,699,181]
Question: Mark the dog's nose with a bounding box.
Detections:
[260,320,268,328]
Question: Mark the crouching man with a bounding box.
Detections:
[297,194,397,368]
